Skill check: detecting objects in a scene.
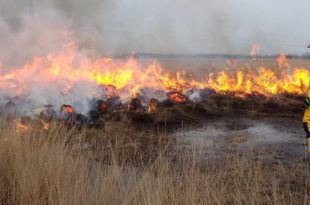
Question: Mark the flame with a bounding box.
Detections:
[13,119,49,132]
[16,123,29,131]
[61,105,74,114]
[148,98,158,112]
[0,45,309,106]
[167,91,187,103]
[14,120,29,133]
[40,120,50,130]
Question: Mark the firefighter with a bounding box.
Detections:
[303,91,310,154]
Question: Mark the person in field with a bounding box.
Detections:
[303,91,310,154]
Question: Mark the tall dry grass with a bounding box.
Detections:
[0,119,309,205]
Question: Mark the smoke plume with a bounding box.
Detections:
[1,0,309,66]
[0,0,309,115]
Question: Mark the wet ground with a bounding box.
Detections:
[172,116,307,160]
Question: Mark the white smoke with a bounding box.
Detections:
[1,0,309,64]
[0,0,309,116]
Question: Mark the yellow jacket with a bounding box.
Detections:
[304,106,310,124]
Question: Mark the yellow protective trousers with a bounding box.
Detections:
[303,122,310,153]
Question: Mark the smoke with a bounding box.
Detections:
[0,0,309,116]
[1,0,309,65]
[0,4,72,67]
[0,0,234,63]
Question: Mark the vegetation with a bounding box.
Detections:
[0,119,309,205]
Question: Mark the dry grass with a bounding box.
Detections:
[0,119,309,205]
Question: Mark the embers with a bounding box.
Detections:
[147,98,158,112]
[166,91,188,104]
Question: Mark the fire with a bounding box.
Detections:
[167,91,188,103]
[148,98,158,112]
[61,105,74,114]
[0,44,309,110]
[14,119,50,132]
[16,123,29,131]
[40,120,50,130]
[14,120,29,133]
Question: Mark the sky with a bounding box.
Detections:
[0,0,309,60]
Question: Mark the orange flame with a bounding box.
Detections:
[40,120,50,130]
[61,105,74,114]
[16,123,28,131]
[147,98,158,112]
[167,91,187,103]
[14,120,29,133]
[0,46,309,103]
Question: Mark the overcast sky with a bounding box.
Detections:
[0,0,310,57]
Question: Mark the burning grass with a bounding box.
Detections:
[0,119,309,205]
[3,91,305,134]
[0,54,309,204]
[0,50,309,119]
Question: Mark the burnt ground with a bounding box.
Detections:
[172,115,307,162]
[128,93,307,162]
[2,93,307,164]
[124,93,307,163]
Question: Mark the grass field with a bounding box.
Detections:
[0,118,309,205]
